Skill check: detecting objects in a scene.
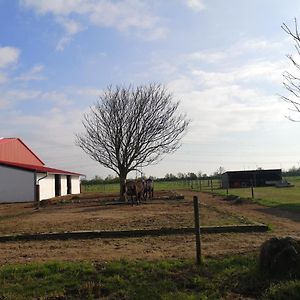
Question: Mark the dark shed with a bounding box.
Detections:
[221,169,282,189]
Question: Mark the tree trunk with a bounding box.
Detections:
[119,172,127,202]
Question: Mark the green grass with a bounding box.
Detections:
[82,182,120,193]
[82,177,300,213]
[0,261,98,299]
[214,176,300,213]
[82,179,221,193]
[0,254,299,299]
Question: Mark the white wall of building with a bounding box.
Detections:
[61,175,67,196]
[0,165,35,202]
[71,176,80,194]
[37,173,55,200]
[0,168,82,203]
[37,173,81,200]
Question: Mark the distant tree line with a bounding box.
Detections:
[81,165,300,185]
[81,175,120,185]
[282,166,300,177]
[81,167,226,185]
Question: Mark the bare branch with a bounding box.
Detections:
[282,18,300,121]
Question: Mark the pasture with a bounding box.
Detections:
[215,176,300,212]
[0,190,299,265]
[82,178,221,193]
[82,177,300,213]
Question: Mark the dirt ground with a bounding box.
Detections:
[0,191,299,264]
[0,191,248,234]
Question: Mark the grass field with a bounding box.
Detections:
[214,176,300,212]
[0,254,299,299]
[82,178,221,193]
[82,177,300,213]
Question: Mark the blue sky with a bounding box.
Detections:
[1,0,300,179]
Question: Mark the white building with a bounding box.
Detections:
[0,138,82,203]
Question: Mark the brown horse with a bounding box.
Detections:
[144,178,154,200]
[125,179,145,205]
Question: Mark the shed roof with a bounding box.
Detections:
[0,160,83,176]
[223,169,282,175]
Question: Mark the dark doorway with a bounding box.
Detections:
[67,175,72,194]
[55,174,61,197]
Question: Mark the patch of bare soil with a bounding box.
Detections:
[0,191,298,264]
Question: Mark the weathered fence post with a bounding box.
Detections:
[193,195,201,265]
[250,180,254,199]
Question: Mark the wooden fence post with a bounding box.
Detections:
[193,196,201,265]
[251,180,254,199]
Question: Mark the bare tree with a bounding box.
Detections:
[76,83,189,199]
[282,18,300,121]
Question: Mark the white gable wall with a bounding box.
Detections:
[0,165,34,202]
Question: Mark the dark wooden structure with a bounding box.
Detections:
[221,169,282,189]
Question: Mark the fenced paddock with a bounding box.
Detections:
[0,191,251,236]
[0,190,298,265]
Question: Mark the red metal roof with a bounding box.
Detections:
[0,138,44,166]
[0,160,83,176]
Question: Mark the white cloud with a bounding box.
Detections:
[76,87,103,97]
[0,46,20,68]
[169,79,283,142]
[15,64,46,81]
[185,0,205,11]
[20,0,89,15]
[58,17,83,35]
[40,91,73,106]
[190,60,286,88]
[186,38,283,64]
[0,81,100,176]
[0,89,41,109]
[153,38,289,142]
[20,0,167,49]
[55,18,84,50]
[56,36,73,51]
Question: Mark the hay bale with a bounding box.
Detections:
[259,237,300,277]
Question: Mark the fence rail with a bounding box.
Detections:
[0,224,268,243]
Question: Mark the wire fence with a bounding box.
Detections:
[81,178,223,193]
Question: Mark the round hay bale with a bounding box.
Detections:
[259,237,300,277]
